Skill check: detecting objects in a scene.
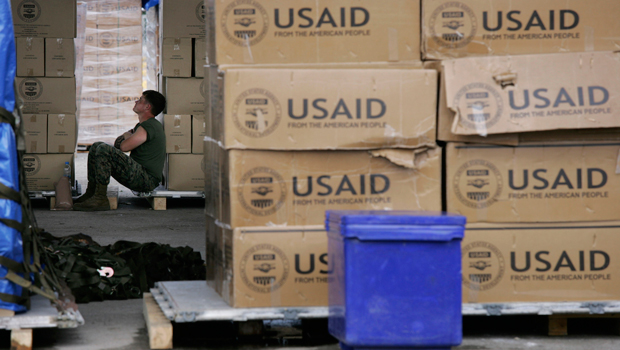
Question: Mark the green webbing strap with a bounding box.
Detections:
[4,271,57,301]
[0,182,20,202]
[0,218,25,232]
[0,107,14,127]
[0,256,25,274]
[0,291,27,305]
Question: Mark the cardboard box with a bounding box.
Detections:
[161,37,192,77]
[15,37,44,77]
[16,77,76,114]
[23,114,47,153]
[47,114,77,153]
[442,51,620,136]
[164,114,192,153]
[463,222,620,304]
[207,221,328,308]
[164,77,204,115]
[159,0,205,38]
[11,0,77,38]
[94,0,142,26]
[446,142,620,223]
[206,144,442,227]
[45,38,75,77]
[22,153,74,191]
[211,67,437,150]
[167,154,205,191]
[192,115,205,154]
[422,0,620,60]
[194,38,206,77]
[212,0,421,64]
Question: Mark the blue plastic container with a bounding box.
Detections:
[326,210,466,350]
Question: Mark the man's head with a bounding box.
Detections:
[134,90,166,117]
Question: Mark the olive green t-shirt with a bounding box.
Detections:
[130,118,166,182]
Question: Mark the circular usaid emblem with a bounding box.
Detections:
[98,64,115,76]
[18,0,41,23]
[221,0,269,47]
[99,32,115,48]
[238,167,287,216]
[195,1,206,23]
[453,82,503,131]
[240,244,290,293]
[232,88,281,138]
[462,241,505,291]
[22,155,41,175]
[453,159,502,209]
[19,78,43,101]
[429,2,477,49]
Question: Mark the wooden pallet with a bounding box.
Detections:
[548,313,620,336]
[143,293,173,349]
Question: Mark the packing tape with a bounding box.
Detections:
[57,114,66,126]
[203,136,224,148]
[174,38,181,50]
[26,37,32,50]
[388,27,398,62]
[255,108,266,133]
[56,38,63,49]
[242,35,254,64]
[584,26,595,52]
[30,115,37,123]
[214,219,232,230]
[56,69,64,77]
[59,145,65,153]
[174,115,181,127]
[30,141,37,153]
[616,148,620,174]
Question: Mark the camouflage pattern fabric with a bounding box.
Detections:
[87,142,160,192]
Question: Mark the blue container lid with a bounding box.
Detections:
[326,210,466,242]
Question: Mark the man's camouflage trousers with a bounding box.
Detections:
[87,142,160,192]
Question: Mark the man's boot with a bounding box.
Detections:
[73,181,95,204]
[73,183,110,211]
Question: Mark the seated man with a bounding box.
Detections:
[73,90,166,211]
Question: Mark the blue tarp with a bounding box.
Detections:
[143,0,159,11]
[0,0,26,313]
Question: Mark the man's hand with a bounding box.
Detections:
[113,135,124,149]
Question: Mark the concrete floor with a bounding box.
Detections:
[6,153,620,349]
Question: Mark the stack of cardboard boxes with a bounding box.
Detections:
[421,0,620,303]
[155,0,207,191]
[203,0,443,308]
[12,0,78,190]
[79,0,142,146]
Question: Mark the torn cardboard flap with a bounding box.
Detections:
[370,147,440,170]
[444,51,620,136]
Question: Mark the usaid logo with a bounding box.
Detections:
[240,244,290,293]
[453,83,504,131]
[238,167,287,216]
[196,1,206,23]
[453,159,503,209]
[19,78,43,101]
[221,0,269,47]
[22,155,41,175]
[232,88,281,138]
[462,241,505,291]
[17,0,41,23]
[429,2,477,48]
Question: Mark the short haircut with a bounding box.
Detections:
[142,90,166,116]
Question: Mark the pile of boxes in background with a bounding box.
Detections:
[79,0,143,146]
[147,0,207,191]
[202,0,444,308]
[422,0,620,303]
[12,0,79,190]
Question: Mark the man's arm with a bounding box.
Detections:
[120,126,147,152]
[114,129,134,149]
